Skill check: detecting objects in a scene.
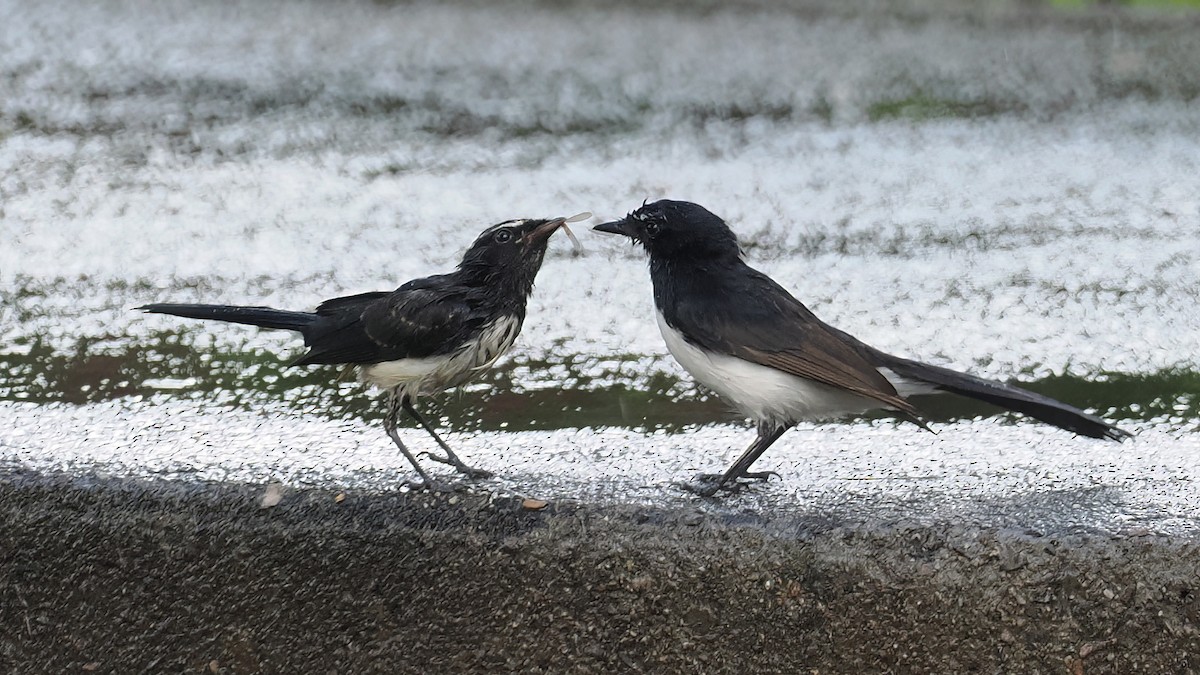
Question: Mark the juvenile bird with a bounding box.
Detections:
[140,216,576,488]
[595,200,1130,496]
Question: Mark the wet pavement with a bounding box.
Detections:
[4,399,1199,536]
[2,0,1199,670]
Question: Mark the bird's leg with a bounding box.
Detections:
[383,392,435,489]
[403,399,492,479]
[687,423,789,497]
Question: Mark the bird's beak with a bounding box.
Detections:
[523,217,565,245]
[593,218,633,237]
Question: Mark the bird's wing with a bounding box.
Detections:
[667,268,920,417]
[294,276,483,366]
[313,291,391,314]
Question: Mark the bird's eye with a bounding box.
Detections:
[494,229,514,243]
[643,222,660,236]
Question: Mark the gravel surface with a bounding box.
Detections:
[2,471,1197,673]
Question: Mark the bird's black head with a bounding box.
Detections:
[457,217,566,295]
[593,200,741,260]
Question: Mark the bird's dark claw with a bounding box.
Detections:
[682,470,781,497]
[418,451,493,479]
[418,450,450,463]
[678,479,725,498]
[694,470,780,484]
[457,466,494,480]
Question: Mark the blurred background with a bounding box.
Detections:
[1,0,1197,503]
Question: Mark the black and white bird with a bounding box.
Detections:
[595,200,1131,496]
[139,216,580,487]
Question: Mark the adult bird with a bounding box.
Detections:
[139,216,579,488]
[595,200,1131,496]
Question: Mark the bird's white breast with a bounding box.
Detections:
[656,310,887,426]
[358,315,522,400]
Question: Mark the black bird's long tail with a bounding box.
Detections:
[138,303,318,335]
[869,350,1132,441]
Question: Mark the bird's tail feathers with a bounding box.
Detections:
[875,353,1131,441]
[138,303,318,334]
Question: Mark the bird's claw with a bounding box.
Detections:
[678,480,725,498]
[694,470,780,484]
[456,466,493,480]
[682,470,781,497]
[418,451,493,479]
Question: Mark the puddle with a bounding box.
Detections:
[1,334,1193,430]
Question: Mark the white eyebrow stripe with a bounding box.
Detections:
[479,219,530,236]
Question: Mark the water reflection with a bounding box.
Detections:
[2,334,1193,432]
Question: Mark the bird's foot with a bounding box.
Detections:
[418,452,494,479]
[456,465,494,480]
[678,479,726,498]
[400,478,435,492]
[681,470,781,497]
[400,477,463,493]
[694,470,780,484]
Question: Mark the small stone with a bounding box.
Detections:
[259,483,284,508]
[1079,638,1116,658]
[521,498,549,511]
